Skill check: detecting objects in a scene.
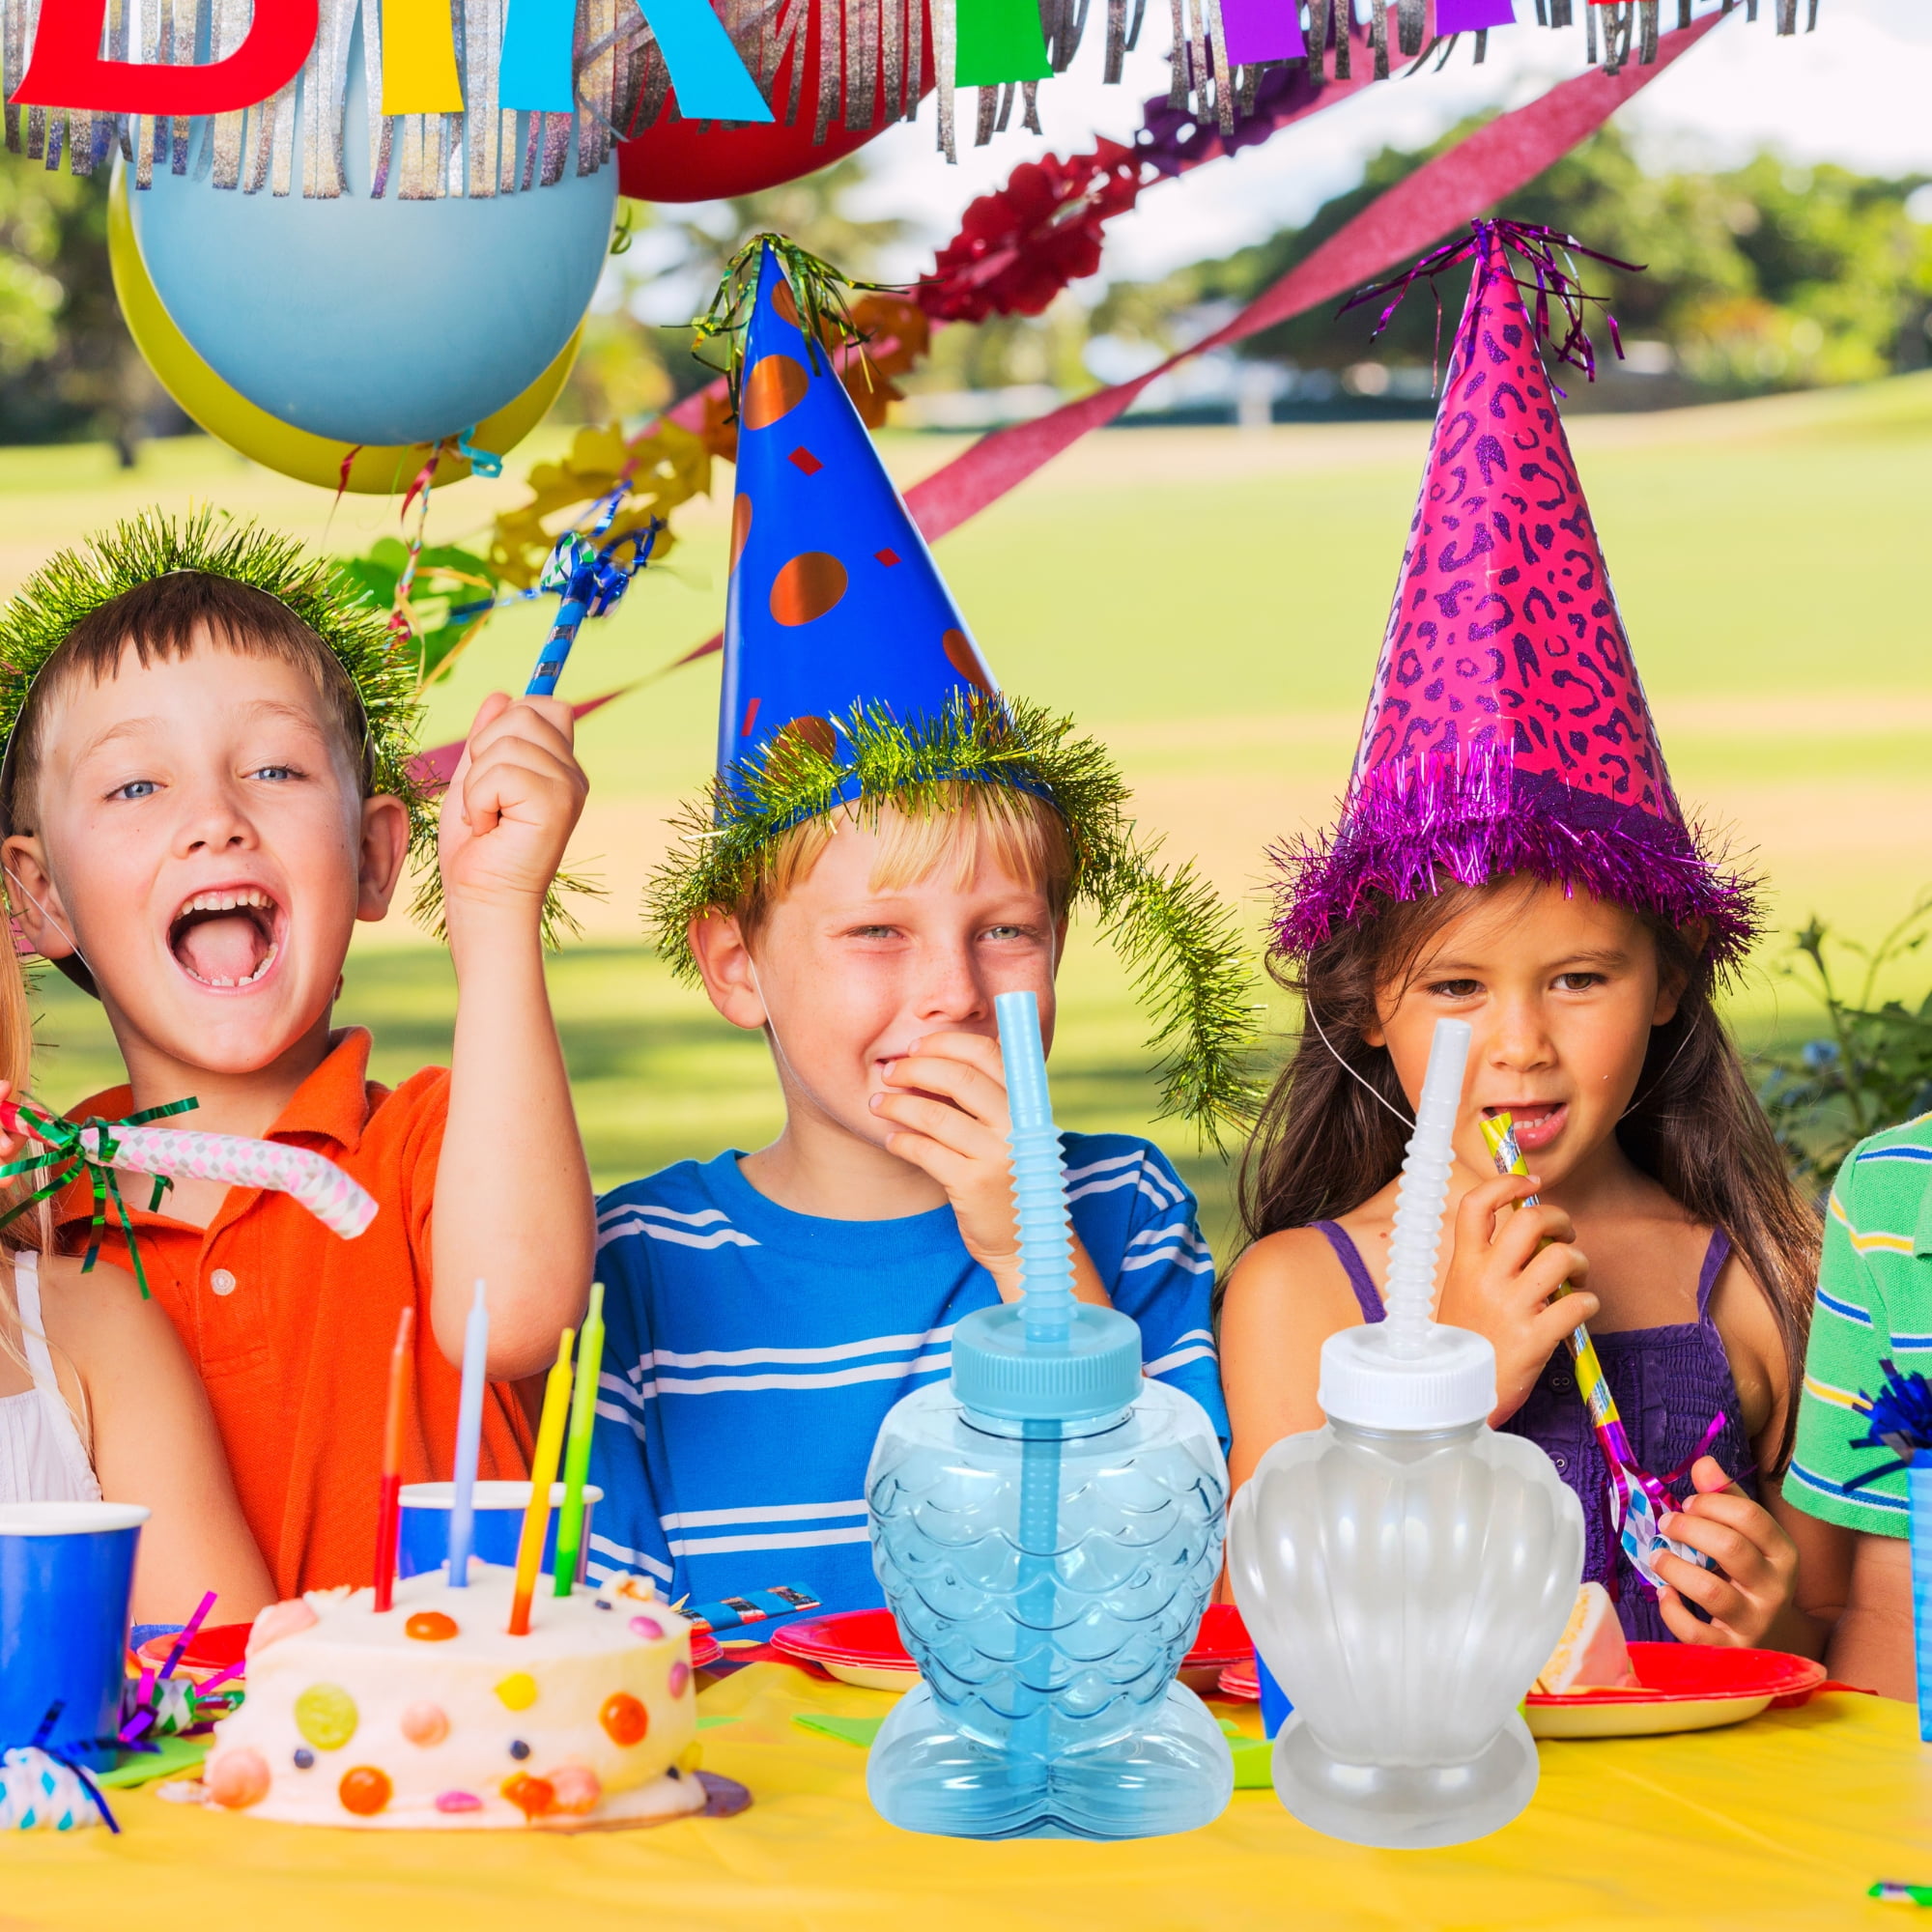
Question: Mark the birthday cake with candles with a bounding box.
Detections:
[203,1566,704,1831]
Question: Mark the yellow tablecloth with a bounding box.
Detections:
[5,1667,1928,1931]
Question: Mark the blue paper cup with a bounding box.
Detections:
[0,1501,151,1771]
[1255,1651,1294,1740]
[398,1482,602,1583]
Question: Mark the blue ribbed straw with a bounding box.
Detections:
[995,990,1075,1350]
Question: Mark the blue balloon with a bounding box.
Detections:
[130,21,613,448]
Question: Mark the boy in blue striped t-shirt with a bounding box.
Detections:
[585,791,1236,1612]
[584,239,1254,1614]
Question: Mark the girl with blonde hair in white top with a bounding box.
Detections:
[0,939,270,1626]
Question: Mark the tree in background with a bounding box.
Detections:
[0,159,171,458]
[1091,126,1932,403]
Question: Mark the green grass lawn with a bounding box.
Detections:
[10,373,1932,1256]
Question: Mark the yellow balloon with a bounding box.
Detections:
[108,169,579,495]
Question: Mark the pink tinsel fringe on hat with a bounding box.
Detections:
[1269,735,1760,967]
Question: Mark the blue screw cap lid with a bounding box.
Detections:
[950,1299,1143,1422]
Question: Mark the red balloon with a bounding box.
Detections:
[617,0,934,202]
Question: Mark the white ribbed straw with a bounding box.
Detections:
[1381,1018,1472,1359]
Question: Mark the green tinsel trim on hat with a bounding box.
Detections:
[0,504,436,909]
[691,232,895,414]
[645,696,1264,1149]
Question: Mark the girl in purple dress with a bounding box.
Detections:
[1219,223,1838,1650]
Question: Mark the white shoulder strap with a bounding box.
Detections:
[12,1251,58,1395]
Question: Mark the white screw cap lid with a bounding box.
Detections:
[1319,1322,1497,1431]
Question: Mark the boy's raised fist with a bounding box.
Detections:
[438,693,588,924]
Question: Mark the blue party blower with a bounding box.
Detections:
[0,1502,150,1772]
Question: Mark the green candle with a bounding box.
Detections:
[552,1281,604,1596]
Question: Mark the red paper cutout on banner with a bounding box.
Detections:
[9,0,318,112]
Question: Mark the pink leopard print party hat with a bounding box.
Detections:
[1273,220,1757,967]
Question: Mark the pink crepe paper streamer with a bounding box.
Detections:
[901,8,1721,539]
[408,684,636,793]
[73,1123,378,1240]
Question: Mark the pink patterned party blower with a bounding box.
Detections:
[2,1102,377,1240]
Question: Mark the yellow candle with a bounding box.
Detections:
[507,1327,575,1636]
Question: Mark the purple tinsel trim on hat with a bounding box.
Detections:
[1271,740,1761,968]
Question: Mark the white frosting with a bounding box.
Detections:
[208,1565,704,1830]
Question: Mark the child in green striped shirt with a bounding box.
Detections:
[1787,1114,1932,1695]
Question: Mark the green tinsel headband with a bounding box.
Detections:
[0,506,437,933]
[646,696,1264,1150]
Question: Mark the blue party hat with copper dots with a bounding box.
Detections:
[648,236,1261,1146]
[718,243,996,789]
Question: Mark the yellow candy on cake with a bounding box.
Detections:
[205,1567,703,1830]
[1533,1582,1639,1695]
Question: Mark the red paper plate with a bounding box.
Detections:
[1185,1605,1252,1667]
[132,1622,252,1684]
[1218,1643,1824,1725]
[1218,1655,1260,1702]
[772,1606,1253,1691]
[1526,1642,1826,1739]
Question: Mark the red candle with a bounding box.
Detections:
[373,1306,414,1612]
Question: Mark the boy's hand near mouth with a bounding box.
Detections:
[873,1029,1111,1308]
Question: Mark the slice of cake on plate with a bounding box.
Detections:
[1533,1582,1639,1695]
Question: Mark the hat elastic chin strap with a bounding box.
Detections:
[747,960,807,1105]
[3,860,100,1000]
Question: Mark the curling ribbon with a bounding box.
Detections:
[955,0,1053,85]
[526,499,663,696]
[454,426,504,478]
[381,0,465,113]
[1,1705,126,1833]
[1219,0,1306,66]
[0,1097,201,1296]
[1341,216,1639,382]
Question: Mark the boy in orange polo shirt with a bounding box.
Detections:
[0,512,595,1596]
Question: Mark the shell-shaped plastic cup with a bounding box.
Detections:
[0,1501,151,1770]
[398,1482,602,1583]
